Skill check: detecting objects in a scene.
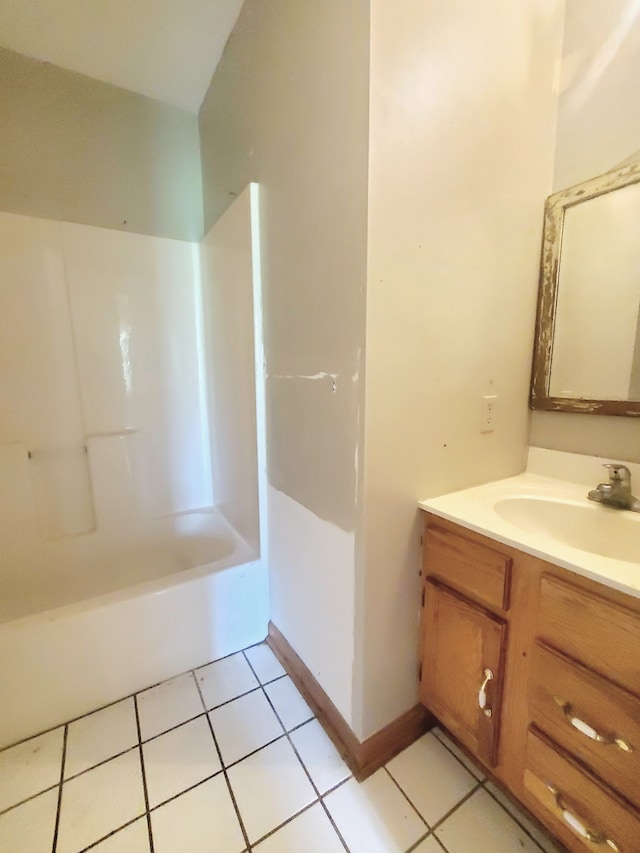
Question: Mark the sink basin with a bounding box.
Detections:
[493,496,640,563]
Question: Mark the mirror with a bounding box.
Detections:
[530,161,640,416]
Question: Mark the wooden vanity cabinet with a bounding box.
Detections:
[420,513,640,853]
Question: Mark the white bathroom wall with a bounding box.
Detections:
[355,0,565,738]
[267,485,355,722]
[200,185,261,552]
[0,211,211,547]
[553,0,640,190]
[0,46,202,241]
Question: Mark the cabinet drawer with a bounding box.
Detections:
[423,524,511,610]
[538,576,640,695]
[530,643,640,811]
[524,729,640,853]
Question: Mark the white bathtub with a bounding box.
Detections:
[0,510,269,749]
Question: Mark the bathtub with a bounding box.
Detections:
[0,510,269,749]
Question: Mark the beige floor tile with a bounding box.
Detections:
[56,749,146,853]
[484,781,567,853]
[151,774,245,853]
[253,802,345,852]
[431,727,485,781]
[436,788,545,853]
[386,732,477,826]
[227,737,316,843]
[411,837,444,852]
[89,817,151,852]
[264,677,313,731]
[289,719,350,794]
[324,770,426,853]
[137,673,203,740]
[65,698,138,778]
[244,644,286,683]
[0,728,64,813]
[143,717,222,808]
[195,652,259,709]
[0,787,58,853]
[209,688,284,766]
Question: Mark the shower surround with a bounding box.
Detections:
[0,190,268,748]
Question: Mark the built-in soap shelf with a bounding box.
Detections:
[27,444,96,541]
[85,428,139,439]
[27,445,87,459]
[1,430,141,544]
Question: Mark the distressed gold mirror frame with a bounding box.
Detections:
[530,161,640,417]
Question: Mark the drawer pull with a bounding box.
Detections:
[554,698,633,753]
[547,785,620,851]
[478,668,494,718]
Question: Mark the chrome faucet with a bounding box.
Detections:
[588,463,640,512]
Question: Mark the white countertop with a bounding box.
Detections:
[418,449,640,600]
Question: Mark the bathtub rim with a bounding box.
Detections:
[0,511,258,633]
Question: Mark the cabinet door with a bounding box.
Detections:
[420,580,506,766]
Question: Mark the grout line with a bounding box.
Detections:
[133,694,155,853]
[77,815,147,852]
[1,696,135,754]
[62,743,140,784]
[0,783,60,818]
[250,800,322,848]
[383,766,430,831]
[430,728,485,781]
[318,798,351,852]
[50,724,68,853]
[198,683,264,714]
[140,710,208,745]
[241,647,286,687]
[224,733,289,770]
[193,667,253,852]
[262,672,288,685]
[286,715,315,735]
[405,832,431,852]
[319,774,352,798]
[482,780,556,853]
[146,769,225,813]
[246,651,351,852]
[428,780,483,834]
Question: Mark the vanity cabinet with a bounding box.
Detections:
[420,513,640,853]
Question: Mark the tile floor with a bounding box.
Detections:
[0,642,567,853]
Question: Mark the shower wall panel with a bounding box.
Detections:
[0,211,211,546]
[0,213,92,539]
[201,186,260,553]
[61,223,211,519]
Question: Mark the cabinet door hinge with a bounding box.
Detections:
[418,662,423,682]
[421,587,425,608]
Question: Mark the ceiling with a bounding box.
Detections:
[0,0,245,113]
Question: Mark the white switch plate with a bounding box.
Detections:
[481,395,497,433]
